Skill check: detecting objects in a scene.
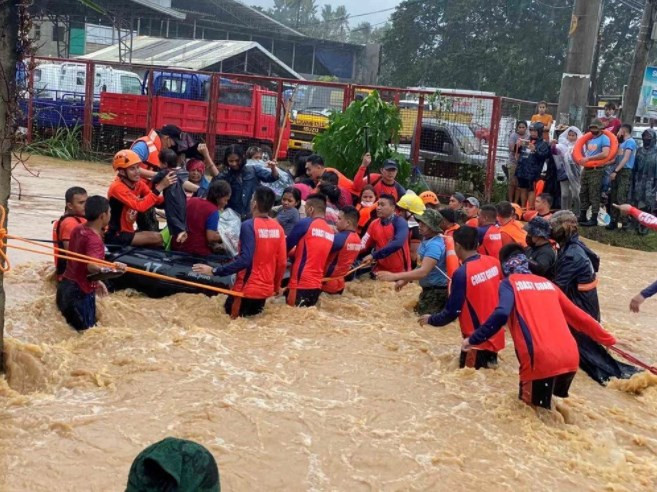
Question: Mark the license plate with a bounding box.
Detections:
[301,142,313,150]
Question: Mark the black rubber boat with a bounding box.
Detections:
[104,246,233,298]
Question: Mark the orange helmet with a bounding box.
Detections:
[419,191,439,206]
[113,149,141,171]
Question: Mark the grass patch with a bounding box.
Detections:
[24,126,98,161]
[579,225,657,252]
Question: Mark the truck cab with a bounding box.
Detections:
[33,62,141,101]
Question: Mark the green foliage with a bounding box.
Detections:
[578,227,657,253]
[268,0,319,29]
[312,91,411,184]
[25,126,93,161]
[380,0,640,101]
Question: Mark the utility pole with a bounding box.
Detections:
[556,0,604,129]
[622,0,657,123]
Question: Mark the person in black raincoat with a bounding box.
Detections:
[550,210,639,384]
[515,122,551,209]
[632,129,657,234]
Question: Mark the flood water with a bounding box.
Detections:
[1,157,657,491]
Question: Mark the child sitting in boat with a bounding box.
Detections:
[153,148,188,247]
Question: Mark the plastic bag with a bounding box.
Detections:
[245,159,294,199]
[218,207,241,257]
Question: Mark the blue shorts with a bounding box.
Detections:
[56,279,97,331]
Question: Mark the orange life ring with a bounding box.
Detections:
[572,130,619,168]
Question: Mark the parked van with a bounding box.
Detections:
[33,62,142,101]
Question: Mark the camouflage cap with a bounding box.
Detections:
[415,208,444,232]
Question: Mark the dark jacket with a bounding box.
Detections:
[553,233,640,384]
[152,168,187,238]
[211,164,279,219]
[525,241,556,279]
[517,122,551,182]
[553,233,600,320]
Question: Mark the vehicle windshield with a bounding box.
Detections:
[452,123,484,155]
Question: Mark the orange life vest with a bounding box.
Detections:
[132,129,162,173]
[52,214,85,279]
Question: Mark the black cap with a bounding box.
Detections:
[382,159,399,170]
[440,208,457,224]
[524,216,551,239]
[158,125,184,146]
[452,192,465,203]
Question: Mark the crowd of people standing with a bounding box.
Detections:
[49,121,657,413]
[506,102,655,233]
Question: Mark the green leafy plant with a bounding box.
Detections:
[312,90,411,185]
[25,125,92,161]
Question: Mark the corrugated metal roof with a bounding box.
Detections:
[131,0,186,20]
[78,36,303,79]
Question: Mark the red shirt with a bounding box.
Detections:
[107,177,163,235]
[287,217,335,290]
[323,230,362,294]
[63,224,106,294]
[507,274,615,381]
[478,224,508,260]
[362,215,410,273]
[352,166,406,201]
[603,117,622,134]
[52,214,87,279]
[461,255,505,352]
[176,197,218,256]
[215,217,287,299]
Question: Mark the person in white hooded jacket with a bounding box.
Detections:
[552,125,583,215]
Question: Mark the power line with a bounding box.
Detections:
[277,0,426,29]
[616,0,644,11]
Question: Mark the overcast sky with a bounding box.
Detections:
[245,0,403,26]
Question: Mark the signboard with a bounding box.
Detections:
[638,66,657,118]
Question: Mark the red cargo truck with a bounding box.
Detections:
[99,71,290,159]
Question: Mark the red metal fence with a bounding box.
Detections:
[22,56,525,200]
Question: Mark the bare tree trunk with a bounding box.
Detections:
[0,0,19,372]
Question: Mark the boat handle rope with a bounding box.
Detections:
[0,205,244,297]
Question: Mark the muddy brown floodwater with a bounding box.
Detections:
[1,156,657,491]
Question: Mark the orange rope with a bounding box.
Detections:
[0,206,243,297]
[0,205,10,273]
[321,259,372,283]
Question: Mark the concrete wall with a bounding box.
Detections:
[31,21,65,58]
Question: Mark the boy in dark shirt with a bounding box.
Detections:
[153,148,188,246]
[524,216,556,279]
[56,196,125,331]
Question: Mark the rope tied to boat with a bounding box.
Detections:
[0,205,244,297]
